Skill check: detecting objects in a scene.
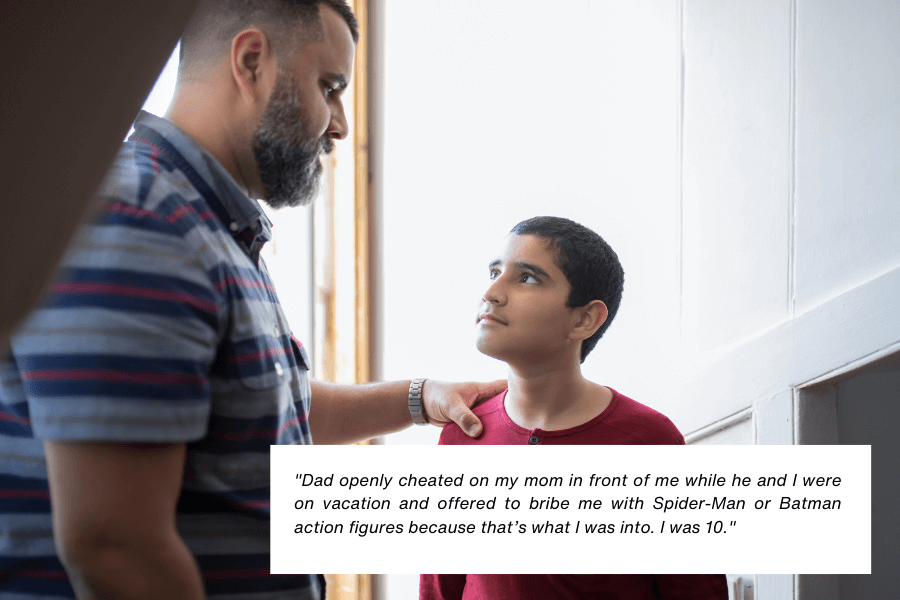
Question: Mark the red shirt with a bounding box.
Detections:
[438,388,685,446]
[421,574,729,600]
[421,388,728,600]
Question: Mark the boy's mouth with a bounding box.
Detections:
[477,312,508,325]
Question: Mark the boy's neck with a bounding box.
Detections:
[504,360,613,431]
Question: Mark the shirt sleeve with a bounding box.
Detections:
[653,574,729,599]
[419,574,467,600]
[11,200,222,442]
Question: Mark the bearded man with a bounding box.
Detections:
[0,1,500,598]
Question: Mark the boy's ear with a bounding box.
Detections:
[570,300,608,342]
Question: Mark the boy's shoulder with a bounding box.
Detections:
[438,390,508,446]
[437,388,685,446]
[600,389,685,445]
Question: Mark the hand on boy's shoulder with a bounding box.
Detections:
[437,390,508,446]
[423,379,507,438]
[437,388,686,446]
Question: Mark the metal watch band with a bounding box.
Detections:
[408,378,428,425]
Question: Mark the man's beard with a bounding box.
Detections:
[252,76,334,209]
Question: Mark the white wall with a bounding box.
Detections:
[676,0,900,436]
[378,0,899,598]
[380,0,680,444]
[793,0,900,315]
[681,0,792,353]
[378,0,899,433]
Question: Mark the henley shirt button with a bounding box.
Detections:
[529,435,540,445]
[274,363,284,377]
[229,222,239,232]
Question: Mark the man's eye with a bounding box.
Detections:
[489,269,500,280]
[522,274,538,284]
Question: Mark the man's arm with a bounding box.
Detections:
[309,379,506,445]
[45,441,206,600]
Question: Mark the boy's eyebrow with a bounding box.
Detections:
[516,261,552,280]
[488,259,553,281]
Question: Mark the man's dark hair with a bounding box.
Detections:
[180,0,358,75]
[510,216,625,363]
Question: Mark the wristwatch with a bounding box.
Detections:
[408,378,428,425]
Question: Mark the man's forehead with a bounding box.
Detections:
[306,4,355,71]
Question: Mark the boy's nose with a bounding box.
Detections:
[482,280,505,304]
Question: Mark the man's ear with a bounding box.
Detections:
[570,300,608,342]
[230,28,275,103]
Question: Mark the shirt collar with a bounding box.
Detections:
[129,111,273,245]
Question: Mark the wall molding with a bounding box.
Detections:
[679,262,900,434]
[684,407,752,444]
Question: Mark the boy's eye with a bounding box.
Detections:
[489,269,500,280]
[522,273,538,284]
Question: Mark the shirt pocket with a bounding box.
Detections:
[232,338,291,390]
[227,312,291,390]
[290,335,310,372]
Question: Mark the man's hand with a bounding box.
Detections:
[309,378,506,444]
[422,379,507,437]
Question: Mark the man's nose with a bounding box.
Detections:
[327,101,348,141]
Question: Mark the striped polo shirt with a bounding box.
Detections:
[0,111,322,599]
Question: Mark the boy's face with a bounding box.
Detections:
[476,234,578,364]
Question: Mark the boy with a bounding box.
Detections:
[420,216,727,599]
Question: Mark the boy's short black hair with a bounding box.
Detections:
[510,216,624,363]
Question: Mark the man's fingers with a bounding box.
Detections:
[448,402,483,438]
[480,379,507,398]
